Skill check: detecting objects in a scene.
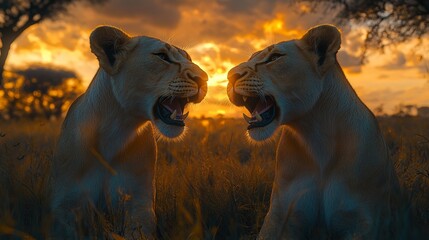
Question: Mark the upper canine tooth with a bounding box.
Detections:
[170,110,177,120]
[243,96,247,102]
[183,111,189,120]
[187,97,190,102]
[243,113,252,124]
[255,111,262,121]
[198,87,205,99]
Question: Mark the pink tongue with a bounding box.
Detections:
[162,100,183,115]
[252,98,274,115]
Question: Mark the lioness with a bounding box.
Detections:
[227,25,403,239]
[51,26,208,239]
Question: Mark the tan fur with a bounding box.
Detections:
[228,25,404,239]
[51,26,207,239]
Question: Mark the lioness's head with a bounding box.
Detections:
[227,25,341,141]
[90,26,208,138]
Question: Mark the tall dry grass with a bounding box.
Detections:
[0,117,428,239]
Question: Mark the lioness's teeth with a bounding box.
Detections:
[187,97,190,102]
[183,111,189,120]
[170,110,177,120]
[243,96,247,102]
[243,113,252,124]
[255,111,262,121]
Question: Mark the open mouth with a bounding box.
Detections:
[236,95,277,130]
[154,97,192,126]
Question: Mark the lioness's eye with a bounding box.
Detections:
[267,53,284,63]
[154,53,171,63]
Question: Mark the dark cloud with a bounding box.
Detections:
[276,3,337,32]
[216,0,278,15]
[199,19,241,42]
[97,0,183,28]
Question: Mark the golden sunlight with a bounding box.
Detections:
[4,4,429,118]
[188,42,235,87]
[263,14,303,39]
[1,2,429,239]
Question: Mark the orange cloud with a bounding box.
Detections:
[4,0,429,118]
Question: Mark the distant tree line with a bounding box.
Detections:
[0,65,84,120]
[374,104,429,117]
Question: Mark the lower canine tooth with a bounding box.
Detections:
[243,96,247,102]
[170,110,177,120]
[183,111,189,120]
[243,113,252,124]
[255,112,262,121]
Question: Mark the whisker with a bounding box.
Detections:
[291,91,305,104]
[167,33,176,45]
[169,96,176,104]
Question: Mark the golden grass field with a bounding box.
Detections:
[0,117,428,239]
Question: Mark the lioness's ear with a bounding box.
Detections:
[90,26,138,75]
[298,25,341,68]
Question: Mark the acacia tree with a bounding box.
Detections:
[300,0,429,54]
[0,0,106,86]
[1,64,84,119]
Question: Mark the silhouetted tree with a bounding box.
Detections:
[0,65,84,119]
[299,0,429,54]
[393,103,418,117]
[0,0,107,86]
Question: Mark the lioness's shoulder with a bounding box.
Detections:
[62,94,84,130]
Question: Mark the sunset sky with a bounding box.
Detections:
[5,0,429,117]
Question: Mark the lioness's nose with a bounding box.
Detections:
[185,69,208,86]
[227,67,248,85]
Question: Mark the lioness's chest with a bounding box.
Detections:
[276,176,372,234]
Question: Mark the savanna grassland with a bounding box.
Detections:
[0,117,428,239]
